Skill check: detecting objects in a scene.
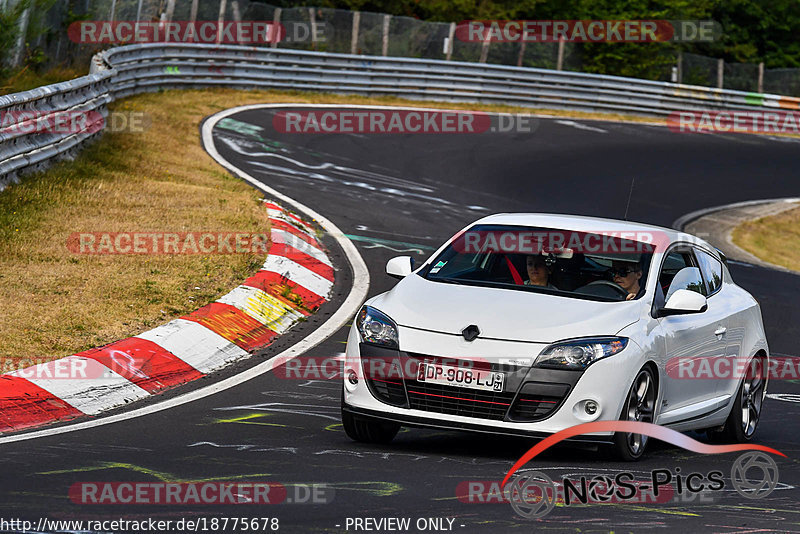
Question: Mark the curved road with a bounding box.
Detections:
[2,106,800,533]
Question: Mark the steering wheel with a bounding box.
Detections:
[583,280,630,299]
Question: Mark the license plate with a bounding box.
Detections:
[417,362,505,392]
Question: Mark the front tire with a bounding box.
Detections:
[612,367,656,461]
[341,409,400,444]
[711,355,766,443]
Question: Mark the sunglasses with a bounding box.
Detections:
[611,267,638,276]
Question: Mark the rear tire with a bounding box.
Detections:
[710,355,766,443]
[341,409,400,444]
[612,366,656,461]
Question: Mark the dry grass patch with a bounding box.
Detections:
[732,206,800,271]
[0,89,282,367]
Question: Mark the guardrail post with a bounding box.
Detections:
[517,41,526,67]
[556,38,565,70]
[232,1,242,23]
[445,22,455,60]
[758,61,764,93]
[217,0,227,44]
[717,58,724,88]
[479,33,490,63]
[381,14,390,56]
[271,7,281,48]
[350,11,360,54]
[309,7,317,48]
[165,0,176,23]
[677,51,683,83]
[11,3,31,68]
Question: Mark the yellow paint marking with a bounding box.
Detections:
[38,462,272,483]
[243,290,305,330]
[214,413,288,428]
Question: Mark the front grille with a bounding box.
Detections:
[361,346,573,423]
[508,394,562,421]
[508,382,571,422]
[365,375,407,406]
[405,379,516,420]
[360,347,410,407]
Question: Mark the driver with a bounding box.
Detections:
[611,260,643,300]
[525,254,557,289]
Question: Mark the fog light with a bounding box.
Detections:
[585,401,598,415]
[347,370,359,385]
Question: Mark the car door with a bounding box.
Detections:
[694,247,745,399]
[657,247,729,423]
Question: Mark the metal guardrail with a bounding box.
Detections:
[0,70,113,185]
[2,42,799,188]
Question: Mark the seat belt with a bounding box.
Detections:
[504,255,524,285]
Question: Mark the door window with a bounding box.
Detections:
[695,249,723,295]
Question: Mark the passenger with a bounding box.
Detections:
[525,255,557,289]
[611,260,643,300]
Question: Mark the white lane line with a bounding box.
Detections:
[136,319,249,374]
[555,119,608,133]
[9,356,150,416]
[767,393,800,403]
[0,103,370,445]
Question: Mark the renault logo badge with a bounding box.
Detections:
[462,325,480,342]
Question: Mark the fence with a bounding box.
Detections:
[3,0,800,96]
[2,41,800,190]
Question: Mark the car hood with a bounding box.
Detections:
[368,273,643,344]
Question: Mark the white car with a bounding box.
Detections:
[341,214,769,459]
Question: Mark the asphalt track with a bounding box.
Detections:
[2,106,800,533]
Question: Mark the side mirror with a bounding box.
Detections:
[386,256,414,280]
[659,289,707,316]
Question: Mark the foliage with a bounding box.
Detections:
[0,0,28,76]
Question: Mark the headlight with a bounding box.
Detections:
[534,337,628,370]
[356,306,399,349]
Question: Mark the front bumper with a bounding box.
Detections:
[341,400,615,444]
[343,326,640,438]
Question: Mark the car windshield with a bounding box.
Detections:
[422,224,656,302]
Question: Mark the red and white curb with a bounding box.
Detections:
[0,201,333,433]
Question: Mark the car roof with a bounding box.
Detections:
[469,213,709,252]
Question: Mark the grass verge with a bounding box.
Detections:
[0,89,279,367]
[732,206,800,271]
